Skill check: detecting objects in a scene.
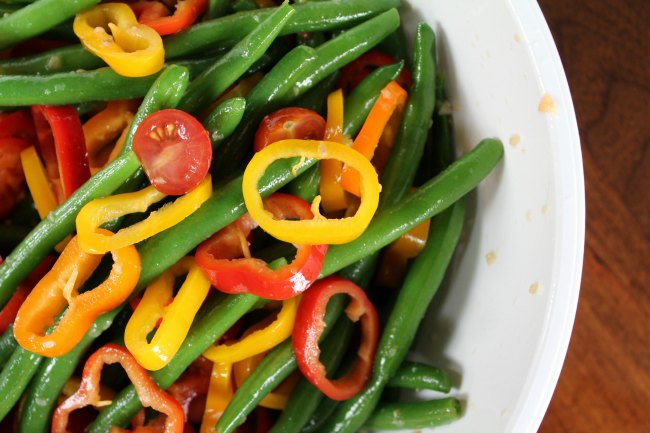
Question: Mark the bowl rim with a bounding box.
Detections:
[504,1,585,431]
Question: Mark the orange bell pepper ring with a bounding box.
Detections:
[51,344,184,433]
[13,231,140,357]
[340,81,408,196]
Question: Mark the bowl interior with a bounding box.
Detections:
[396,1,585,432]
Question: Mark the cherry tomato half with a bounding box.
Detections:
[133,108,211,196]
[253,107,326,152]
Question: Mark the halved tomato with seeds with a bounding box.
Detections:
[133,108,211,195]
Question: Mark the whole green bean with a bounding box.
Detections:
[0,65,189,310]
[0,57,212,107]
[178,3,295,115]
[0,0,99,50]
[387,361,452,393]
[363,397,461,430]
[320,197,468,432]
[379,22,437,209]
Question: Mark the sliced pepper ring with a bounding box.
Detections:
[76,175,212,254]
[196,193,328,300]
[242,139,380,245]
[13,231,141,357]
[124,256,211,371]
[292,275,379,401]
[202,295,299,364]
[51,344,184,433]
[73,3,165,77]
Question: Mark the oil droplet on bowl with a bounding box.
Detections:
[485,250,497,266]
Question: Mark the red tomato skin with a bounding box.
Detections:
[253,107,326,152]
[133,109,211,196]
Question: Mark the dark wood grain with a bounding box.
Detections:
[536,1,650,432]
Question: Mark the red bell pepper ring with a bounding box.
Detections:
[130,0,209,36]
[31,105,90,201]
[195,193,328,301]
[338,50,413,93]
[292,275,380,401]
[52,343,185,433]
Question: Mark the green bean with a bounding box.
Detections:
[320,197,468,433]
[294,9,400,96]
[0,57,212,107]
[178,3,294,115]
[363,398,461,430]
[165,0,400,58]
[0,343,42,419]
[300,396,339,433]
[211,44,318,177]
[0,326,17,366]
[0,65,189,310]
[0,0,99,50]
[0,45,103,75]
[343,61,404,137]
[387,361,452,393]
[379,22,437,209]
[202,97,247,150]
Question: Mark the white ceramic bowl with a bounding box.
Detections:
[397,1,585,432]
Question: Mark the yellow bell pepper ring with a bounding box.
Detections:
[202,296,299,365]
[76,174,212,254]
[242,139,380,245]
[124,256,211,371]
[73,3,165,77]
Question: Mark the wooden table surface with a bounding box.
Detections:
[535,1,649,432]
